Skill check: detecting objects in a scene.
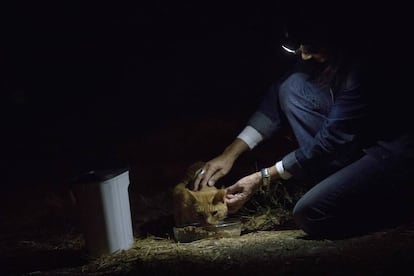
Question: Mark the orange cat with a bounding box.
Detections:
[173,161,228,227]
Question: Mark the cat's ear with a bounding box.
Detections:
[212,188,226,204]
[186,189,198,202]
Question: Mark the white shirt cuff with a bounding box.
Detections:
[275,161,292,180]
[236,125,263,150]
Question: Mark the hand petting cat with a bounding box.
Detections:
[225,172,262,214]
[192,138,250,191]
[192,154,235,191]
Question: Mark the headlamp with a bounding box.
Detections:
[281,44,298,54]
[281,28,300,55]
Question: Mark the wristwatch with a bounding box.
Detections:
[261,168,271,188]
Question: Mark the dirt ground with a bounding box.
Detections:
[2,186,414,276]
[2,115,414,275]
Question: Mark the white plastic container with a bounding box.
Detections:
[74,168,134,257]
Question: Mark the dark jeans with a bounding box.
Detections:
[277,73,414,238]
[293,150,414,238]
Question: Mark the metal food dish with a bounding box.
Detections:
[173,219,242,243]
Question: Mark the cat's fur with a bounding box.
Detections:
[173,161,228,227]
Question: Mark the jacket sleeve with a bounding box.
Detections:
[246,63,299,139]
[282,71,368,179]
[246,81,287,139]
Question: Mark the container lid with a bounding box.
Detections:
[72,167,128,184]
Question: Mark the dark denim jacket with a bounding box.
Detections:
[247,59,414,180]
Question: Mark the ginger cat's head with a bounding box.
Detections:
[174,161,228,227]
[185,186,228,226]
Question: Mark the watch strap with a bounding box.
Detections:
[261,168,271,189]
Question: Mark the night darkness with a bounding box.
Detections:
[2,2,295,188]
[2,2,414,275]
[2,2,411,189]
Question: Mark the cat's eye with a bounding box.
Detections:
[211,211,218,216]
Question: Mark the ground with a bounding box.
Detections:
[1,115,414,275]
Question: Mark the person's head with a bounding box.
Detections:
[280,8,364,88]
[281,11,352,59]
[297,45,329,63]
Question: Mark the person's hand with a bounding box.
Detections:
[193,154,235,191]
[192,138,250,190]
[225,172,262,214]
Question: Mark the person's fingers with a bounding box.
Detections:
[225,184,241,195]
[207,170,225,187]
[198,164,218,189]
[199,171,212,189]
[193,176,201,191]
[194,164,228,190]
[226,196,243,214]
[225,195,238,204]
[225,198,236,213]
[192,167,207,190]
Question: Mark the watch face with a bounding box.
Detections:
[261,168,270,178]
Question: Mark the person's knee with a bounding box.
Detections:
[292,201,316,236]
[279,73,308,109]
[293,201,364,239]
[292,200,330,238]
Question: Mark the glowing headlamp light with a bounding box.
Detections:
[281,44,298,54]
[281,26,300,55]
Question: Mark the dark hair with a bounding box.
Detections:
[282,4,368,89]
[283,12,362,89]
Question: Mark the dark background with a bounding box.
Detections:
[1,2,411,190]
[1,4,413,275]
[1,2,294,188]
